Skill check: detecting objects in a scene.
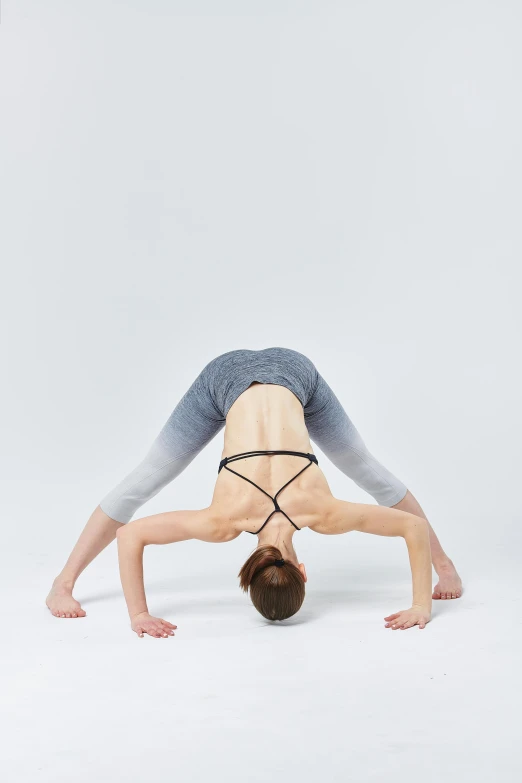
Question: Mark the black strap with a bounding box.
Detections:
[218,450,318,473]
[217,450,319,535]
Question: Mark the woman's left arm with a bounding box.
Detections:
[116,508,226,638]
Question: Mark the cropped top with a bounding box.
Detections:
[217,449,319,534]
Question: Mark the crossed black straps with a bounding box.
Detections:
[218,450,319,535]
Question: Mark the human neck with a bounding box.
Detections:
[257,528,298,565]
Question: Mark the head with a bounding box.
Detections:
[238,544,307,621]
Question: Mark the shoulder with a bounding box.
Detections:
[205,509,242,543]
[128,507,241,546]
[308,496,364,536]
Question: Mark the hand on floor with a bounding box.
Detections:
[384,605,431,630]
[131,612,177,638]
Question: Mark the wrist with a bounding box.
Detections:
[412,602,431,613]
[130,609,149,621]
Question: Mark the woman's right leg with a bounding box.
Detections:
[46,360,225,618]
[304,372,462,596]
[304,373,409,507]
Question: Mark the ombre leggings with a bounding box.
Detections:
[99,347,408,523]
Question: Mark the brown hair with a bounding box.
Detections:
[238,545,305,621]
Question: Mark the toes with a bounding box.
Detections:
[433,583,463,600]
[49,606,86,619]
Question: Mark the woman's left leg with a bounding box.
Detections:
[304,372,462,599]
[46,358,226,617]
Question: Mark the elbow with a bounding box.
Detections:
[116,524,144,547]
[403,514,429,538]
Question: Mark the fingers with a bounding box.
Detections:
[385,615,406,629]
[384,613,400,621]
[159,620,176,633]
[147,626,164,638]
[384,612,429,630]
[135,622,176,638]
[139,627,162,638]
[158,621,175,636]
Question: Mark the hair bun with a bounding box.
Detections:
[237,545,305,621]
[238,545,286,591]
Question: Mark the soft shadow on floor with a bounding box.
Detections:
[76,579,464,625]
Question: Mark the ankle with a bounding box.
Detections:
[52,576,75,592]
[434,557,454,574]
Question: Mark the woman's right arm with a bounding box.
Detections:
[310,498,432,629]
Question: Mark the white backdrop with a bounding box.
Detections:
[1,2,521,782]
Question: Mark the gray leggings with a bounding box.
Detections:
[99,347,408,523]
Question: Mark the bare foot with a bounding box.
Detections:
[433,560,463,600]
[46,580,87,618]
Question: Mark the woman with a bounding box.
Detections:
[46,347,462,636]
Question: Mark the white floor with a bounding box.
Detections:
[2,517,521,783]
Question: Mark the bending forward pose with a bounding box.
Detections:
[46,347,463,636]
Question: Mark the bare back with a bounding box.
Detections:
[210,382,334,536]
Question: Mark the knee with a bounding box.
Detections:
[99,499,133,525]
